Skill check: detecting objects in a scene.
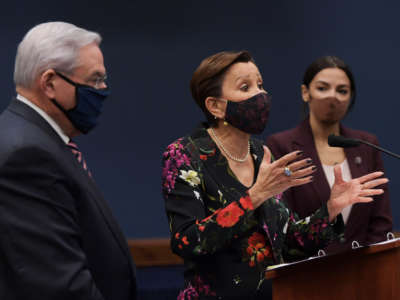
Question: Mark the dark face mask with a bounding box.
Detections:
[223,92,271,135]
[52,72,110,134]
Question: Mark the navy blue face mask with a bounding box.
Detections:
[51,72,110,134]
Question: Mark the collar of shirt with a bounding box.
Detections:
[16,94,70,144]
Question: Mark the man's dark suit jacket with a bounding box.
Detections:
[0,99,136,300]
[266,119,393,253]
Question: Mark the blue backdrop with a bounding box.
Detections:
[0,1,399,238]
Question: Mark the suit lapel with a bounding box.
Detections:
[68,150,136,272]
[291,120,331,206]
[341,125,365,179]
[341,126,367,238]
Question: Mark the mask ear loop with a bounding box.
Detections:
[54,71,78,87]
[53,71,79,111]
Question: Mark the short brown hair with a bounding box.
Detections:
[190,50,255,126]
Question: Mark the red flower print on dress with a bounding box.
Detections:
[256,251,264,262]
[200,209,221,224]
[182,236,189,245]
[246,232,271,267]
[199,148,216,161]
[248,232,265,249]
[199,154,208,161]
[249,257,255,267]
[195,220,206,232]
[216,202,244,228]
[239,195,254,210]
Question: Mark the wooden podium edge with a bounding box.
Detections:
[266,238,400,280]
[128,234,400,268]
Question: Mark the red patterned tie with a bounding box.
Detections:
[67,141,92,178]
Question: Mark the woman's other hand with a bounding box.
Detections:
[327,166,388,221]
[248,146,315,208]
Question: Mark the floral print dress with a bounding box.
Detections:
[162,124,344,299]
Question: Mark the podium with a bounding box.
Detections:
[265,238,400,300]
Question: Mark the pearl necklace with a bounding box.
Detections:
[209,127,250,163]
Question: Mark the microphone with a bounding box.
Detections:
[328,135,361,148]
[328,134,400,160]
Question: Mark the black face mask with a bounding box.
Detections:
[51,72,110,134]
[223,92,271,135]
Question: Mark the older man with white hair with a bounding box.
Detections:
[0,22,137,300]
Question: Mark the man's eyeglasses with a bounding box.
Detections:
[55,71,107,90]
[90,74,108,89]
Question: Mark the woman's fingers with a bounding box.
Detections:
[357,196,374,203]
[289,165,316,179]
[357,171,384,184]
[273,152,315,180]
[281,166,317,181]
[256,148,315,196]
[289,176,314,187]
[286,158,313,172]
[359,188,384,197]
[333,165,344,185]
[274,150,304,167]
[362,178,389,189]
[262,145,272,164]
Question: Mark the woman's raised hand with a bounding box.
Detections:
[327,165,388,221]
[248,146,315,208]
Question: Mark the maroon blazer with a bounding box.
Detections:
[266,119,393,253]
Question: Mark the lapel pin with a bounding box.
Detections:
[354,156,362,165]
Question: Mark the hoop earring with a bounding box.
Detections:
[223,120,228,126]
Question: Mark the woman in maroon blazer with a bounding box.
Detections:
[266,56,393,253]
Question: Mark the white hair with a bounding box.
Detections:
[14,21,102,88]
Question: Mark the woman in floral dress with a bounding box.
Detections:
[161,51,387,299]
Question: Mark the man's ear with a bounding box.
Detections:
[301,84,310,103]
[40,69,58,99]
[205,96,226,119]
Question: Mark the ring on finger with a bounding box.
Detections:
[284,166,292,177]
